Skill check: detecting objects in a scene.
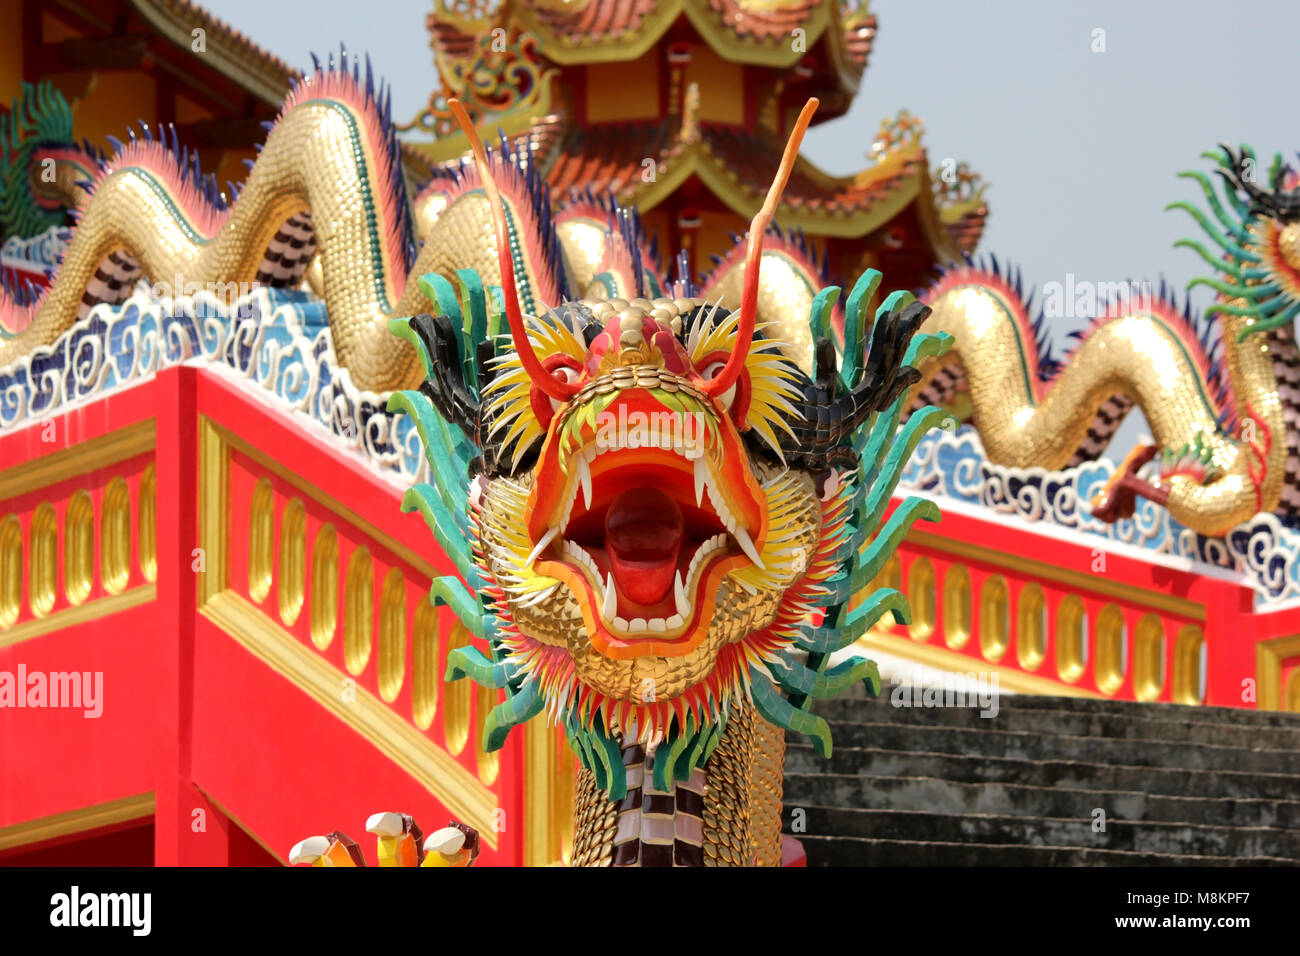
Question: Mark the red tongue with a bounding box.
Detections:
[605,487,683,607]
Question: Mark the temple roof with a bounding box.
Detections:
[122,1,980,256]
[518,0,828,50]
[509,111,986,255]
[410,3,985,257]
[128,0,300,105]
[430,1,877,99]
[128,0,439,178]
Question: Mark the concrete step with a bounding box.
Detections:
[795,835,1297,867]
[808,697,1300,751]
[812,693,1300,730]
[784,691,1300,863]
[784,742,1300,801]
[808,720,1299,774]
[797,806,1300,859]
[782,772,1300,828]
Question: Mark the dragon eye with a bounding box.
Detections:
[540,359,583,416]
[698,357,737,410]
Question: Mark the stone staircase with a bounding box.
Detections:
[783,692,1300,865]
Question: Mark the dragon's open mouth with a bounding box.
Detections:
[532,421,766,654]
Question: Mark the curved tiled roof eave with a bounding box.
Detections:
[129,0,299,106]
[623,136,927,240]
[507,0,852,75]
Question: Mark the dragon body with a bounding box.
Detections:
[0,62,833,399]
[10,62,1298,538]
[915,151,1300,536]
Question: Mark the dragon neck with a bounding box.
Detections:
[568,702,785,867]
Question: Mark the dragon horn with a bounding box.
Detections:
[1215,142,1300,222]
[701,97,819,398]
[448,99,577,402]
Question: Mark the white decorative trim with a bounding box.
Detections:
[899,426,1300,608]
[1,225,68,272]
[0,284,429,485]
[5,285,1297,608]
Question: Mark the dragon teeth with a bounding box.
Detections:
[525,527,559,568]
[697,466,762,569]
[686,533,726,582]
[712,484,736,531]
[548,423,767,629]
[733,525,765,569]
[562,539,599,577]
[576,454,593,511]
[596,569,688,634]
[673,570,689,618]
[602,572,617,620]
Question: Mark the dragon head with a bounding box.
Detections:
[0,82,101,241]
[390,98,949,797]
[476,291,820,721]
[1173,144,1300,338]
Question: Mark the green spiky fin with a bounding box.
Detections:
[839,268,884,387]
[1168,143,1300,339]
[390,269,562,759]
[1,81,78,238]
[751,271,953,748]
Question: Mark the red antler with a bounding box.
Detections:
[448,99,577,402]
[701,97,819,398]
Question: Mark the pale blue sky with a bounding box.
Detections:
[203,0,1300,452]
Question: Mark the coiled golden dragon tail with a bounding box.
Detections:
[0,63,567,395]
[916,264,1282,536]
